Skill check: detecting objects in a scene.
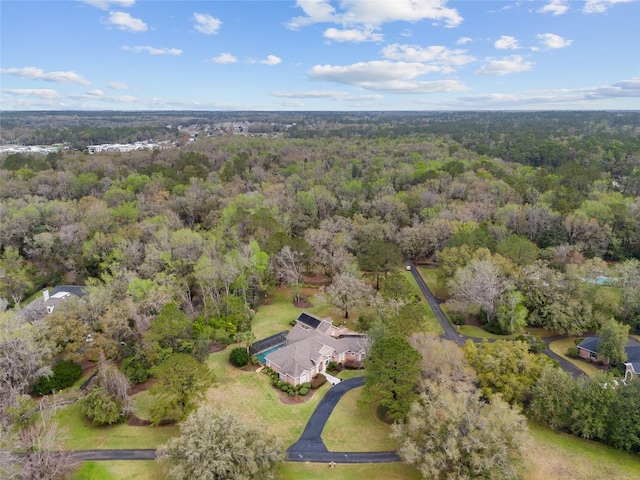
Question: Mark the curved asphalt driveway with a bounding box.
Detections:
[286,376,401,463]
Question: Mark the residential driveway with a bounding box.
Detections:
[543,335,586,378]
[409,262,589,378]
[408,261,465,346]
[286,376,401,463]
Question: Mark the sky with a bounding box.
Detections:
[1,0,639,111]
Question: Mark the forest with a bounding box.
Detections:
[1,110,640,479]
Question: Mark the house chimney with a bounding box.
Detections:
[43,290,49,302]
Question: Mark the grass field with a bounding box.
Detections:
[206,348,332,447]
[72,461,162,480]
[322,387,396,452]
[54,402,179,450]
[280,462,422,480]
[525,423,640,480]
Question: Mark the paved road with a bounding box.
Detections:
[69,449,156,461]
[286,376,401,463]
[408,260,465,346]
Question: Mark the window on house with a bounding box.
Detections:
[590,352,597,359]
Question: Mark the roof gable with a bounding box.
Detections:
[577,337,600,354]
[265,312,366,380]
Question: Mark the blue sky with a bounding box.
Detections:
[1,0,639,110]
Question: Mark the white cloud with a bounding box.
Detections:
[193,13,222,34]
[1,66,90,85]
[210,53,238,64]
[80,0,135,9]
[105,11,147,32]
[288,0,339,28]
[382,44,474,69]
[324,28,383,42]
[457,36,472,45]
[536,33,573,49]
[87,89,105,96]
[538,0,570,15]
[256,55,282,66]
[3,88,60,100]
[357,79,469,94]
[307,60,469,94]
[272,90,383,101]
[122,45,183,55]
[289,0,463,29]
[309,61,442,83]
[583,0,633,13]
[583,77,640,98]
[494,35,520,50]
[454,78,640,108]
[108,81,128,90]
[475,55,533,75]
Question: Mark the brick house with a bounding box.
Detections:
[264,312,367,386]
[577,336,640,381]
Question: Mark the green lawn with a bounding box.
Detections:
[206,348,332,447]
[322,387,396,452]
[525,423,640,480]
[252,286,344,339]
[72,461,163,480]
[54,402,179,450]
[281,462,421,480]
[548,338,601,375]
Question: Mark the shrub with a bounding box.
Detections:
[32,360,82,395]
[302,382,311,390]
[449,312,466,326]
[121,353,151,384]
[280,384,290,391]
[327,361,340,373]
[311,373,326,389]
[515,334,546,354]
[229,347,249,368]
[343,359,363,370]
[287,390,295,397]
[80,386,126,426]
[299,387,309,396]
[567,346,579,358]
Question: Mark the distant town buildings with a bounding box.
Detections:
[86,140,171,154]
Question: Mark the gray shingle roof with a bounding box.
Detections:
[577,337,599,354]
[624,345,640,373]
[265,313,366,380]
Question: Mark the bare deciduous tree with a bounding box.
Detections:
[325,272,373,319]
[272,246,305,303]
[447,258,508,323]
[0,312,52,421]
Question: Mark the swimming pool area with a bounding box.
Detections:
[255,344,285,365]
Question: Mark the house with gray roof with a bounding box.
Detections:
[264,312,366,386]
[577,336,640,381]
[43,285,85,314]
